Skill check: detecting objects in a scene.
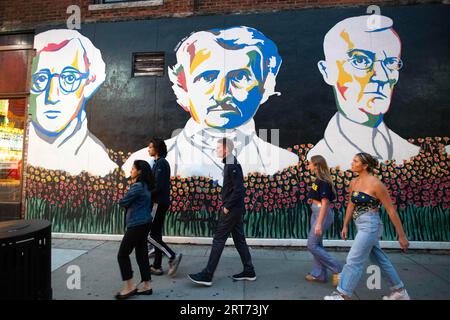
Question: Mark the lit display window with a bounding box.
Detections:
[0,98,25,203]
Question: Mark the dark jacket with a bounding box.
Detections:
[152,157,171,205]
[222,155,245,210]
[119,182,152,228]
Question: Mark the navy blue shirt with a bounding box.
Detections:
[307,179,335,202]
[152,157,171,205]
[222,155,245,210]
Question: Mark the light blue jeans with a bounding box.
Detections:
[307,204,343,280]
[337,211,405,297]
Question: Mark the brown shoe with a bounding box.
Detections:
[150,266,164,275]
[305,274,326,283]
[168,253,183,277]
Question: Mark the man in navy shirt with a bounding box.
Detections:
[147,138,182,277]
[188,138,256,286]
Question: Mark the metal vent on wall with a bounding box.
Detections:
[132,52,165,77]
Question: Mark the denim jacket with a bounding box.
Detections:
[119,182,152,228]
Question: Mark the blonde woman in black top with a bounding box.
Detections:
[306,155,343,285]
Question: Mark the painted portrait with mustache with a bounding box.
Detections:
[123,26,299,184]
[169,27,278,129]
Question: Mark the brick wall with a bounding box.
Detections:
[0,0,444,32]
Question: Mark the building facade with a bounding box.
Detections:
[0,0,449,242]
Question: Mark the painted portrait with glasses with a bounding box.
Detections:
[307,15,420,170]
[28,29,118,176]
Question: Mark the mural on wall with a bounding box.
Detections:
[28,29,117,176]
[123,26,299,184]
[307,16,420,170]
[24,12,449,241]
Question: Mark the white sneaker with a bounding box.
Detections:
[324,291,345,300]
[382,289,410,300]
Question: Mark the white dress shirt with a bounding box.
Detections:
[123,118,299,185]
[307,112,420,170]
[28,110,118,176]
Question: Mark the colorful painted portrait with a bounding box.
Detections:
[307,15,420,169]
[28,29,117,176]
[124,26,299,183]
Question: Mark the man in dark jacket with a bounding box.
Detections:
[148,138,182,277]
[188,138,256,286]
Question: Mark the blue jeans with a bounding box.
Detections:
[307,204,343,280]
[337,211,404,297]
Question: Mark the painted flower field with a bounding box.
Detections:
[26,137,450,241]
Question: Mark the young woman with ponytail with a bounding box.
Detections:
[324,153,410,300]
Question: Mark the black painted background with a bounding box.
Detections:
[38,4,450,153]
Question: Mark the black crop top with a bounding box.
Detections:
[351,191,380,219]
[307,179,335,202]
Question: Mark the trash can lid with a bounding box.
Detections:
[0,219,51,240]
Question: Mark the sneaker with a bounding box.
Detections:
[382,289,410,300]
[168,253,183,277]
[324,291,346,300]
[148,247,155,258]
[188,271,212,287]
[305,273,326,283]
[332,273,340,287]
[150,266,164,276]
[232,270,257,281]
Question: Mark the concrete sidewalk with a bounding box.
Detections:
[51,239,450,300]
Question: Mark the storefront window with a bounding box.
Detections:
[0,98,25,203]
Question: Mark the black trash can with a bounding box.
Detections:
[0,219,52,300]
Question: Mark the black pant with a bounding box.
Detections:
[148,203,175,269]
[118,222,151,282]
[204,207,254,277]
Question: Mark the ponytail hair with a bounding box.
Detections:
[133,160,155,191]
[356,152,379,173]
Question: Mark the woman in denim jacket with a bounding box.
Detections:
[325,153,410,300]
[115,160,154,299]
